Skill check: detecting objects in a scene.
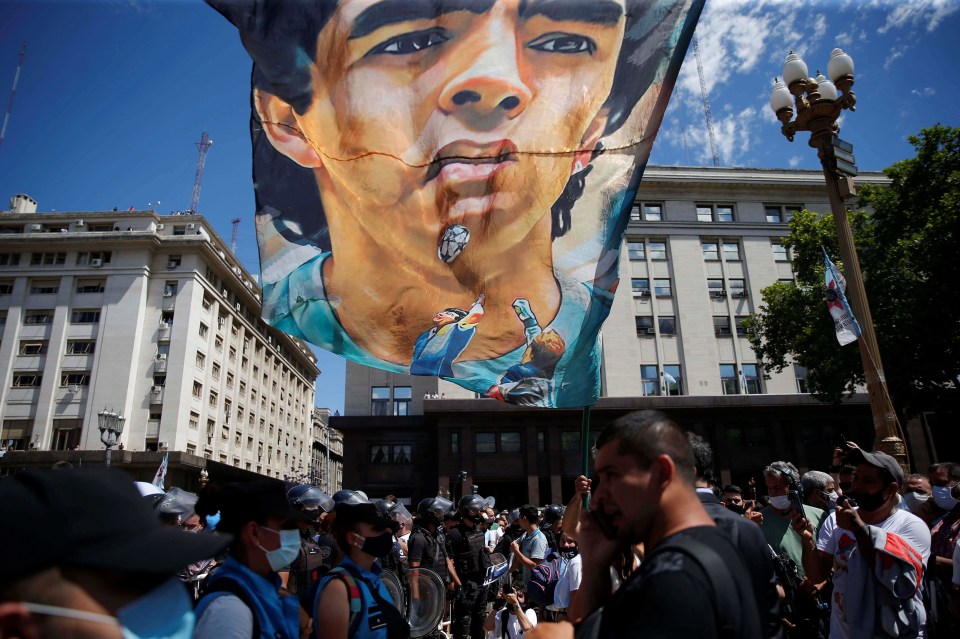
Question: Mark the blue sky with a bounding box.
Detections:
[1,0,958,415]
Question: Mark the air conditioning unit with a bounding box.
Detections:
[221,289,229,298]
[158,441,169,450]
[159,321,170,330]
[156,224,165,230]
[710,290,727,298]
[714,328,727,336]
[166,261,178,269]
[75,219,85,227]
[163,291,173,298]
[734,291,749,298]
[90,258,103,268]
[645,328,657,335]
[157,353,167,361]
[186,223,196,230]
[151,385,163,394]
[68,385,81,393]
[235,302,241,311]
[232,266,240,275]
[30,223,43,231]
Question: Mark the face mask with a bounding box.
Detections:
[932,485,959,511]
[21,577,195,639]
[822,491,839,510]
[847,489,889,513]
[257,526,301,571]
[489,522,499,530]
[560,548,579,560]
[355,531,395,559]
[902,491,931,514]
[768,495,791,510]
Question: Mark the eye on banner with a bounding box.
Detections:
[209,0,705,408]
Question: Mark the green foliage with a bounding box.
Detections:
[747,125,960,417]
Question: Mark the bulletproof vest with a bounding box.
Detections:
[450,523,487,580]
[410,526,445,574]
[287,533,332,595]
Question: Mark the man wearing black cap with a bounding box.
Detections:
[0,468,230,639]
[194,478,316,639]
[796,447,931,639]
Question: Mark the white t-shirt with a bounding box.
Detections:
[488,608,538,639]
[485,527,504,548]
[551,554,582,610]
[952,542,960,586]
[816,508,931,639]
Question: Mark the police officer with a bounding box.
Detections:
[285,484,338,597]
[540,504,564,550]
[445,495,491,639]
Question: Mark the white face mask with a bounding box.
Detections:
[21,577,195,639]
[257,526,301,571]
[932,485,959,511]
[902,491,931,514]
[822,491,839,509]
[768,495,791,510]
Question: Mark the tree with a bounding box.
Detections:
[744,125,960,419]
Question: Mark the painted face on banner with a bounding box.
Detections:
[209,0,705,408]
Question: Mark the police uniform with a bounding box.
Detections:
[446,522,491,639]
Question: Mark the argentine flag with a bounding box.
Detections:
[823,248,862,346]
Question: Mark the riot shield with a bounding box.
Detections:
[407,567,445,638]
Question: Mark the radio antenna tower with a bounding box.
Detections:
[230,217,241,254]
[693,37,721,167]
[0,43,26,154]
[189,131,213,215]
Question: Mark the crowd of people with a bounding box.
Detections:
[1,409,958,639]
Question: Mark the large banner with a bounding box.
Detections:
[209,0,704,408]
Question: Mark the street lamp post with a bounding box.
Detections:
[97,408,126,468]
[769,49,908,467]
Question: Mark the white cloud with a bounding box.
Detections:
[884,45,908,69]
[911,87,937,97]
[877,0,960,34]
[788,155,803,168]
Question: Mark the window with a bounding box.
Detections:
[60,371,90,386]
[794,365,809,393]
[728,279,747,297]
[635,316,655,336]
[640,365,660,396]
[701,241,719,261]
[19,340,47,355]
[75,251,111,265]
[70,309,100,323]
[2,419,32,449]
[214,336,223,352]
[163,281,178,296]
[66,340,95,354]
[765,204,801,223]
[199,323,209,338]
[30,279,59,294]
[627,241,645,260]
[560,431,579,452]
[697,204,735,222]
[537,431,546,453]
[161,311,174,327]
[658,316,676,336]
[742,364,763,394]
[371,386,390,416]
[735,315,750,336]
[370,444,412,464]
[772,241,789,261]
[451,432,460,454]
[76,278,105,293]
[476,433,497,453]
[631,278,650,297]
[25,310,54,325]
[167,255,182,268]
[631,202,663,221]
[202,295,212,311]
[648,241,667,260]
[720,364,738,395]
[722,242,740,261]
[0,280,12,295]
[714,316,732,336]
[498,432,521,453]
[31,252,66,266]
[192,381,203,398]
[157,343,170,357]
[393,386,412,416]
[209,391,218,407]
[154,374,166,386]
[196,352,206,368]
[173,225,187,236]
[653,278,672,297]
[707,278,725,297]
[12,373,42,387]
[0,253,21,266]
[663,365,683,396]
[228,346,236,362]
[226,372,234,389]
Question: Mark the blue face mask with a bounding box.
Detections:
[21,577,195,639]
[256,526,302,571]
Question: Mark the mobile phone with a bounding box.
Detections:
[836,494,858,509]
[788,489,805,515]
[502,583,513,594]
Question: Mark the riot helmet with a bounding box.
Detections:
[417,496,454,526]
[288,484,335,519]
[458,494,486,524]
[543,504,564,526]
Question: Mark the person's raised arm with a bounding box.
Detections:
[561,476,591,543]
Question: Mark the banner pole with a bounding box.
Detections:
[580,405,591,510]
